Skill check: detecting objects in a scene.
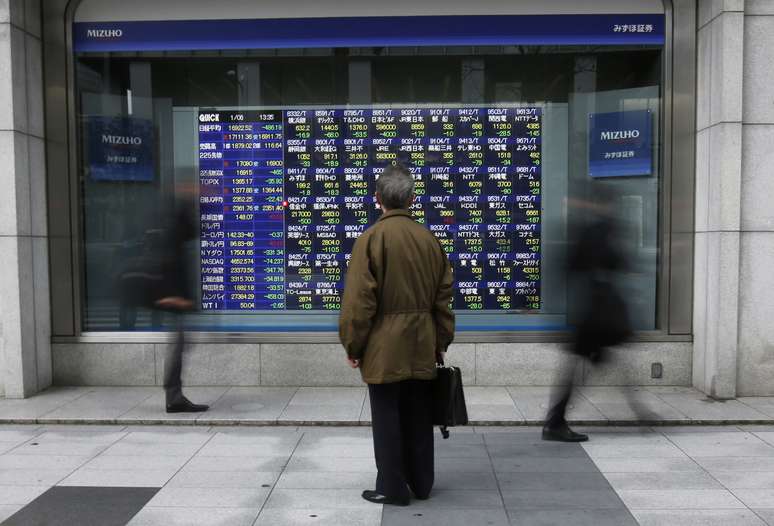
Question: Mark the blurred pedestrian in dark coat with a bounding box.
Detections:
[155,193,209,414]
[117,229,164,330]
[543,204,631,442]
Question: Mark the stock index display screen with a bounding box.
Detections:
[198,107,542,312]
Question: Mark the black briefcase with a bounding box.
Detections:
[432,362,469,439]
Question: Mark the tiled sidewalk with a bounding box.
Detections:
[3,424,774,525]
[1,386,774,425]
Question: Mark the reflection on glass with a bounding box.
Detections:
[75,47,662,332]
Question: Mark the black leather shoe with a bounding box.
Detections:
[166,397,209,413]
[361,490,409,506]
[542,425,589,442]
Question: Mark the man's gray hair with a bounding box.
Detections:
[376,164,415,210]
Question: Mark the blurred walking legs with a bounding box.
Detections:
[164,314,185,406]
[543,348,661,440]
[545,354,578,429]
[543,354,588,442]
[163,313,208,413]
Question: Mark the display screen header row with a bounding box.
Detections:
[74,14,665,53]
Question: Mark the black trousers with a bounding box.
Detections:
[163,313,185,406]
[368,379,434,501]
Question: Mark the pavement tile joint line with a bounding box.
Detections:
[1,386,773,426]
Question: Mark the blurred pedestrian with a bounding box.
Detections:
[340,164,455,506]
[155,187,209,414]
[543,198,632,442]
[116,229,164,330]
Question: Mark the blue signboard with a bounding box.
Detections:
[73,14,664,52]
[86,116,155,182]
[588,110,652,178]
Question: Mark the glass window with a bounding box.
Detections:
[75,42,663,332]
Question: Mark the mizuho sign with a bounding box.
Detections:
[588,110,652,178]
[86,29,123,38]
[101,134,142,146]
[600,129,641,141]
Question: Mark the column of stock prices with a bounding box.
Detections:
[198,107,542,312]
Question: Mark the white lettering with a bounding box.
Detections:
[600,129,641,140]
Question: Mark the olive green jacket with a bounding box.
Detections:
[339,209,455,384]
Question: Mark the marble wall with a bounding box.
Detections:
[736,0,774,395]
[0,0,50,398]
[694,0,774,396]
[51,341,692,388]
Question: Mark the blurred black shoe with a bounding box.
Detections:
[542,424,588,442]
[166,397,209,413]
[361,490,409,506]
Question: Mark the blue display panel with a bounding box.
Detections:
[199,111,285,311]
[86,116,155,182]
[198,107,542,312]
[73,14,664,53]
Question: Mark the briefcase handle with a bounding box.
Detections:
[435,351,450,439]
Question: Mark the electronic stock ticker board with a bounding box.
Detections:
[198,107,542,312]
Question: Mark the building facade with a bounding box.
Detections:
[0,0,771,398]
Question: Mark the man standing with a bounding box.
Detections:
[339,164,455,506]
